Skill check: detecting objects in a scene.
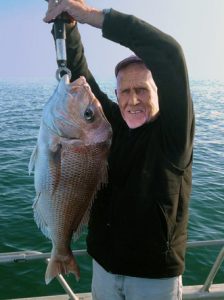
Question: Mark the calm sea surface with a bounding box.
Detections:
[0,78,223,299]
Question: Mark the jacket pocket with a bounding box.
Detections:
[156,202,175,252]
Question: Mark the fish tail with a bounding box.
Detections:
[45,253,80,284]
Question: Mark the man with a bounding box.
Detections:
[44,1,194,299]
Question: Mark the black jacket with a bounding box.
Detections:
[65,9,194,278]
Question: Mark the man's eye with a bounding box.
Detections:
[122,89,130,94]
[84,107,95,122]
[136,88,147,94]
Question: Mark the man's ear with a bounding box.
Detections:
[115,89,118,98]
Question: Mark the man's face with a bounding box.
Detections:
[116,63,159,129]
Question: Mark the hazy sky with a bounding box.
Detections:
[0,0,223,81]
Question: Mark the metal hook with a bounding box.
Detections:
[56,66,72,81]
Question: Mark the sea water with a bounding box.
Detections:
[0,78,223,299]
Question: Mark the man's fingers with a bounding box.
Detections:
[44,5,63,22]
[43,0,89,24]
[44,0,66,22]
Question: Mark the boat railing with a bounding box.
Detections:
[1,239,224,300]
[186,239,224,296]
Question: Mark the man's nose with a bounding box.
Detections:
[129,91,139,105]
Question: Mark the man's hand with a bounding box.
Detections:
[44,0,104,28]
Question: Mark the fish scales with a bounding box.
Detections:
[29,75,112,284]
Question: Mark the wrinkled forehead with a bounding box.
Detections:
[116,63,155,88]
[117,63,152,79]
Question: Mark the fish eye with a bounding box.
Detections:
[84,107,95,122]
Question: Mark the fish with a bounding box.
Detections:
[29,75,112,284]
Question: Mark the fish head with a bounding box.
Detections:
[44,75,112,146]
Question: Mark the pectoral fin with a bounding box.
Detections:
[28,145,38,175]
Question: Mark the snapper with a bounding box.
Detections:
[29,75,112,284]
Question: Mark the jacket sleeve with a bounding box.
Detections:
[102,10,194,169]
[65,23,122,129]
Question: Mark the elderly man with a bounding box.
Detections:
[44,1,194,299]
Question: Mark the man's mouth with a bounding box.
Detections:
[128,110,144,114]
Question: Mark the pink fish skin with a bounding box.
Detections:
[29,75,112,284]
